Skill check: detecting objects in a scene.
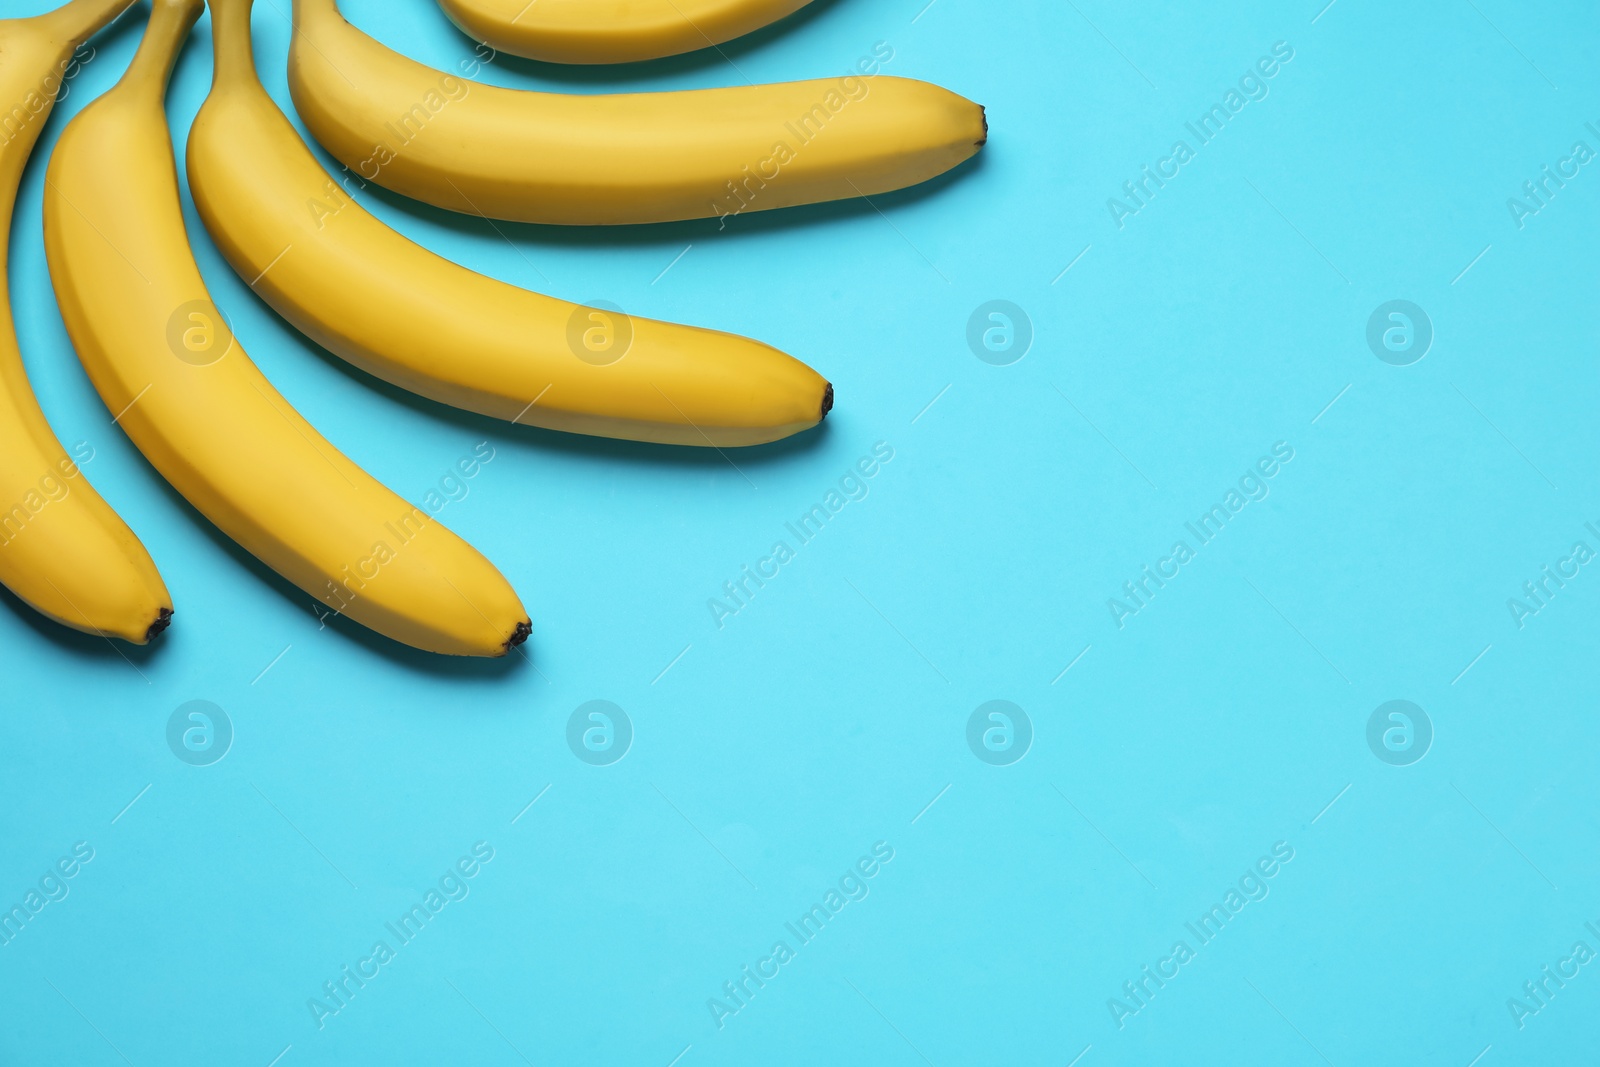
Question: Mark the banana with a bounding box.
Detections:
[289,0,986,225]
[44,0,530,657]
[0,0,172,644]
[190,0,830,448]
[434,0,815,65]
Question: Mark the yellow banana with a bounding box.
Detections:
[289,0,987,225]
[190,0,830,447]
[44,0,530,658]
[0,0,171,645]
[434,0,815,65]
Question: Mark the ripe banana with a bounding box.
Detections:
[289,0,987,225]
[190,0,830,447]
[0,0,172,645]
[44,0,530,657]
[434,0,815,65]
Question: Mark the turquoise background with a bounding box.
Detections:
[3,0,1599,1063]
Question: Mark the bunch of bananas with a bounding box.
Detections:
[0,0,985,657]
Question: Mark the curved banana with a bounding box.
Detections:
[289,0,986,225]
[435,0,815,65]
[0,0,172,644]
[44,0,530,658]
[190,0,830,447]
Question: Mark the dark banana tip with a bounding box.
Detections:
[146,607,173,642]
[821,382,834,420]
[977,106,988,147]
[505,620,532,651]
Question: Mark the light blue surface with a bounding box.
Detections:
[3,0,1599,1063]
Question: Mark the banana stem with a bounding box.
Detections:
[114,0,203,104]
[209,0,259,82]
[291,0,340,34]
[28,0,137,47]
